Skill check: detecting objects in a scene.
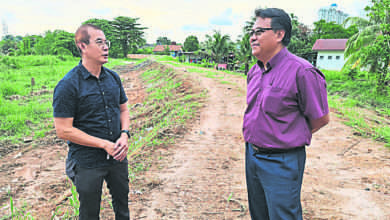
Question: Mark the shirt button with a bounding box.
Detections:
[110,131,113,135]
[108,119,111,122]
[105,106,108,109]
[102,92,105,95]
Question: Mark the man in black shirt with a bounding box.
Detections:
[53,24,130,219]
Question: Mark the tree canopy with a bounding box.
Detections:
[343,0,390,94]
[183,35,199,52]
[156,36,171,45]
[83,16,147,58]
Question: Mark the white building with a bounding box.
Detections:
[312,39,348,71]
[318,3,349,24]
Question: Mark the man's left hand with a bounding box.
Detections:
[113,134,129,162]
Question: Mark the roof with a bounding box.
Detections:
[153,45,183,52]
[312,39,348,51]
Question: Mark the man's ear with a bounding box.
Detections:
[276,30,285,43]
[76,42,84,55]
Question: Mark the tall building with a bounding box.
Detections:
[318,3,349,24]
[2,19,8,37]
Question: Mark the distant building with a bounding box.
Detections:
[2,19,8,38]
[318,3,349,24]
[153,45,183,57]
[312,39,348,70]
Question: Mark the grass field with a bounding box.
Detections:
[0,55,135,143]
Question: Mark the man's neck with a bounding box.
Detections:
[82,58,102,78]
[258,45,284,67]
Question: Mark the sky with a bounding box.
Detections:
[1,0,369,44]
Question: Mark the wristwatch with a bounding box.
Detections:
[121,130,130,138]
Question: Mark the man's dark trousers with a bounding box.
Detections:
[245,143,306,220]
[73,162,129,220]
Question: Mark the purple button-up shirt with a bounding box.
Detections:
[243,47,329,149]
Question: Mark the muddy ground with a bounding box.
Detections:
[0,62,389,219]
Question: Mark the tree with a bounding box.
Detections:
[343,0,390,94]
[111,16,147,57]
[204,30,231,63]
[288,14,312,56]
[156,36,171,45]
[311,20,358,43]
[17,36,31,55]
[0,35,19,55]
[236,16,256,75]
[83,17,147,58]
[236,34,253,74]
[33,30,77,56]
[183,35,199,52]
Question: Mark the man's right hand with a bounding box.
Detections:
[101,140,116,156]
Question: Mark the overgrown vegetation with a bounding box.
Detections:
[125,62,205,183]
[0,55,133,143]
[323,69,390,145]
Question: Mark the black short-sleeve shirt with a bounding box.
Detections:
[53,61,128,168]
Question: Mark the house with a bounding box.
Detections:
[312,39,348,70]
[153,45,183,57]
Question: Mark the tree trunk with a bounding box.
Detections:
[376,57,389,95]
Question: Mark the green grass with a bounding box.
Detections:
[0,197,34,220]
[126,63,205,182]
[323,69,390,146]
[0,55,133,143]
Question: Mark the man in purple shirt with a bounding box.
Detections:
[243,8,329,220]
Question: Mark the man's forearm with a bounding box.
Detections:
[310,113,330,134]
[57,126,111,150]
[120,104,130,131]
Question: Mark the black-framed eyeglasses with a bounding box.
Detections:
[95,39,111,49]
[248,28,273,37]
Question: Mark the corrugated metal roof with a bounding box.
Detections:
[312,39,348,51]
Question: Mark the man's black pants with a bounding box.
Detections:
[72,162,130,220]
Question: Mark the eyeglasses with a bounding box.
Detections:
[248,28,273,37]
[95,39,111,49]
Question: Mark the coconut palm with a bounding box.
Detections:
[342,0,390,94]
[204,30,231,64]
[342,16,381,72]
[236,34,253,75]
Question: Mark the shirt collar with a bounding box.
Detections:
[78,60,106,80]
[257,47,288,73]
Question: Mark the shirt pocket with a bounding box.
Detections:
[260,86,296,117]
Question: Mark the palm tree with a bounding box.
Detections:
[204,30,230,64]
[342,16,381,73]
[235,16,256,75]
[342,0,390,94]
[236,34,253,75]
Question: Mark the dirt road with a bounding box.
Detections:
[129,63,390,220]
[0,62,389,219]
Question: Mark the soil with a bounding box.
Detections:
[0,62,389,219]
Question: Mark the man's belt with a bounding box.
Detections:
[251,144,303,154]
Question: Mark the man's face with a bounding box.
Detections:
[250,17,280,62]
[83,28,109,65]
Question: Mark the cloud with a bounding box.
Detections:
[91,8,112,16]
[209,8,234,26]
[181,25,209,32]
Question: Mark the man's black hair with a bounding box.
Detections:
[254,8,292,46]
